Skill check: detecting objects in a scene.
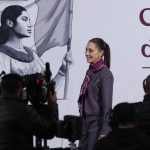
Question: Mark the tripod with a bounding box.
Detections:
[68,140,78,150]
[34,115,82,150]
[33,136,50,150]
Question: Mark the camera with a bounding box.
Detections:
[23,62,55,106]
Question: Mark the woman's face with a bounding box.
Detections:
[13,10,32,38]
[85,41,103,64]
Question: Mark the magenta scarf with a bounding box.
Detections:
[78,59,106,115]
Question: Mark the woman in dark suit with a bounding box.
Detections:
[78,38,114,150]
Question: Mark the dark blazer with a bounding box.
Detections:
[84,67,114,135]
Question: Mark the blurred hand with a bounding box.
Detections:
[49,91,57,103]
[98,134,106,140]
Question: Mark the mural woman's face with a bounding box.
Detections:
[85,41,103,64]
[13,10,32,38]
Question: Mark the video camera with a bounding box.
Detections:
[23,62,55,106]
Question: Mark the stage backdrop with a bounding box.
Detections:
[0,0,150,148]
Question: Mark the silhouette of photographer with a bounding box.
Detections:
[0,73,58,150]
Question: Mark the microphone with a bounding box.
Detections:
[44,62,55,95]
[45,62,52,82]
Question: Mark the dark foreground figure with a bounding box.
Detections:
[0,73,58,150]
[94,102,150,150]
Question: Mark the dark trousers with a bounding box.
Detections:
[78,116,101,150]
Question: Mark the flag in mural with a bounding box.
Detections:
[35,0,72,56]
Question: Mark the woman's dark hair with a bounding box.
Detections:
[0,5,26,44]
[89,38,111,68]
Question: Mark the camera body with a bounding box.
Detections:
[23,73,55,105]
[22,62,55,105]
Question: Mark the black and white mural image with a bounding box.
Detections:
[0,0,73,99]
